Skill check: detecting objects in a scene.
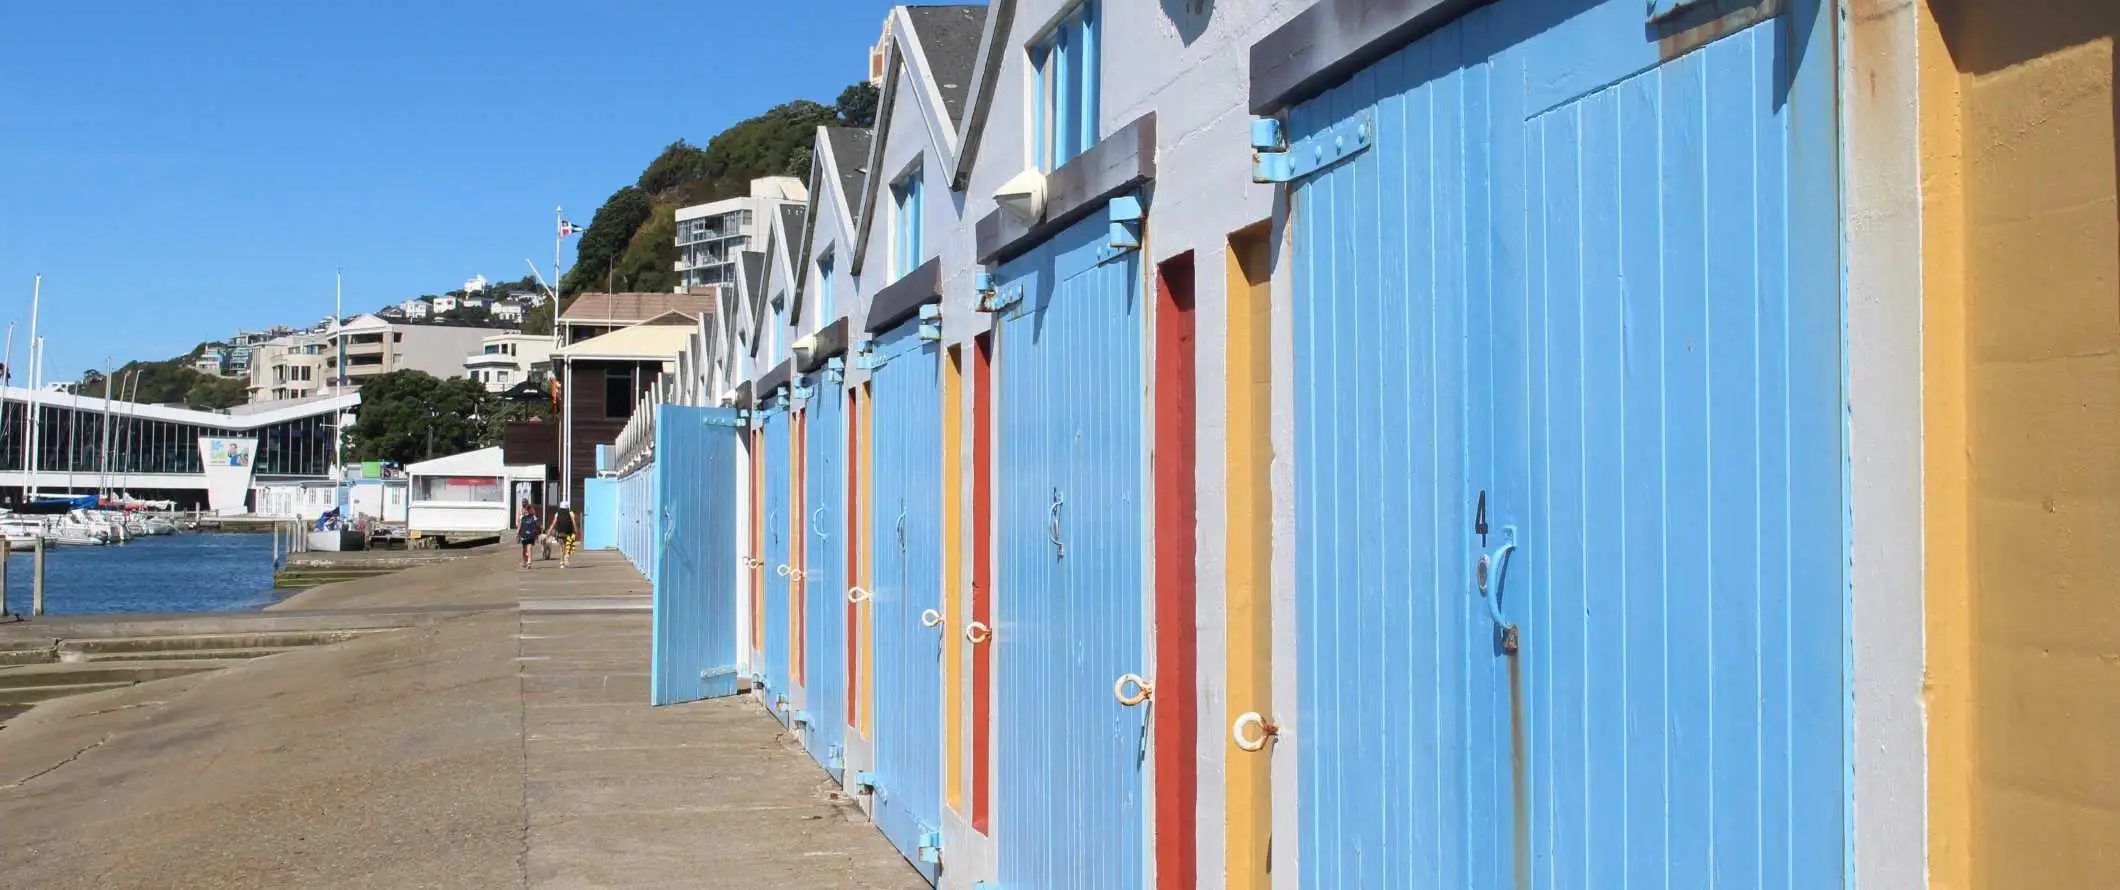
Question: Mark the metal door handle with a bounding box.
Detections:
[920,608,944,628]
[1113,673,1153,706]
[1048,490,1065,558]
[812,507,828,539]
[964,621,991,644]
[776,563,791,577]
[1477,525,1520,652]
[847,586,871,604]
[1232,711,1278,752]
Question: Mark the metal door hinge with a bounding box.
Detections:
[824,356,845,385]
[917,303,943,342]
[853,771,880,793]
[1107,192,1144,252]
[792,710,811,727]
[1252,112,1374,184]
[917,828,944,864]
[826,745,844,770]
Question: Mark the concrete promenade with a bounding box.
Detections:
[0,549,919,889]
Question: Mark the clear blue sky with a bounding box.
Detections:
[0,0,901,381]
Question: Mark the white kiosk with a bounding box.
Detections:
[406,447,546,537]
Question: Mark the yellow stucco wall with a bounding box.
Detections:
[1922,2,2120,886]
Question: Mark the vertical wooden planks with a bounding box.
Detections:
[1223,225,1274,890]
[943,344,966,817]
[1153,252,1198,890]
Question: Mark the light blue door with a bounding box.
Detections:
[1282,1,1845,887]
[651,404,745,705]
[992,204,1146,890]
[801,368,849,778]
[761,395,792,719]
[867,319,943,882]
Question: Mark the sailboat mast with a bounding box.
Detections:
[24,276,40,501]
[97,356,116,500]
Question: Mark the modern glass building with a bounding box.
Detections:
[0,387,358,508]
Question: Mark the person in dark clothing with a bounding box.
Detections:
[544,500,578,569]
[516,501,541,569]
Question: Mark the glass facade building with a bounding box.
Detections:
[0,397,339,478]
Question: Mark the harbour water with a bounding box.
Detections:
[0,533,278,616]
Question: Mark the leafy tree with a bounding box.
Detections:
[347,370,499,463]
[836,81,879,127]
[560,185,653,297]
[77,354,248,410]
[520,301,554,336]
[637,140,712,197]
[555,86,860,298]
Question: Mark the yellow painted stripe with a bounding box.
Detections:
[942,345,966,814]
[1918,7,1972,887]
[1224,226,1275,890]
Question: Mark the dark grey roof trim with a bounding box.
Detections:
[796,316,852,374]
[755,357,795,399]
[950,0,1016,189]
[862,258,943,335]
[1250,0,1494,115]
[975,113,1157,266]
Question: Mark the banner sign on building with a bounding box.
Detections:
[198,437,259,516]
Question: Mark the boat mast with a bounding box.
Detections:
[24,276,40,502]
[97,355,113,500]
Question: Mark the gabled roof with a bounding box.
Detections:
[552,323,694,362]
[824,127,873,228]
[559,292,718,325]
[904,5,987,129]
[851,4,990,275]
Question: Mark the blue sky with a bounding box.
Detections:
[0,0,901,381]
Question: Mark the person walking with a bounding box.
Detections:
[516,501,541,569]
[545,500,578,569]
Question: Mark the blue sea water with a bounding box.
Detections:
[0,533,278,616]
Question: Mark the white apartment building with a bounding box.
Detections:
[492,302,525,324]
[432,294,459,313]
[399,298,431,319]
[324,315,497,387]
[246,332,330,403]
[462,332,553,392]
[672,177,808,290]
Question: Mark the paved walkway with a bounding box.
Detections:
[518,551,920,889]
[0,548,919,889]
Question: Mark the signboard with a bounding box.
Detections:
[198,437,259,516]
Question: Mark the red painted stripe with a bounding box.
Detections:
[971,332,995,835]
[1153,254,1198,890]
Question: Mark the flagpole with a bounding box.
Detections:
[334,268,346,513]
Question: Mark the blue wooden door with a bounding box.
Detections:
[867,319,943,882]
[761,396,792,718]
[802,369,850,778]
[651,404,745,705]
[992,205,1146,890]
[1282,1,1845,888]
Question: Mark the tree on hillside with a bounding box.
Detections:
[521,301,554,336]
[347,370,497,463]
[77,352,249,411]
[637,140,712,197]
[837,82,879,127]
[556,86,862,298]
[560,185,653,297]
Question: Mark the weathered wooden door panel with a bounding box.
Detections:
[651,404,745,704]
[1284,2,1845,888]
[868,320,944,883]
[761,398,792,720]
[802,369,850,778]
[993,205,1146,890]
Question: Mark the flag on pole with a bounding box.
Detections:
[559,220,583,237]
